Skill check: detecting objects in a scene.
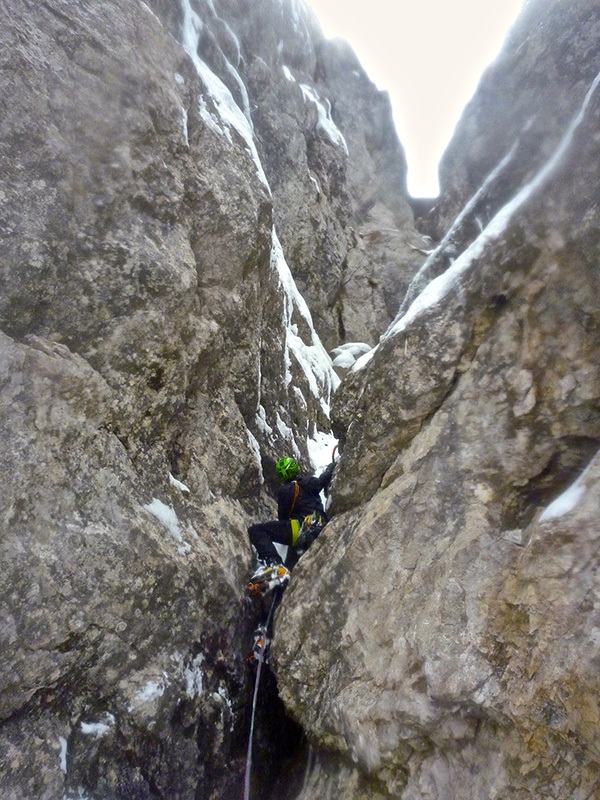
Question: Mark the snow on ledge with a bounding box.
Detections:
[539,461,594,522]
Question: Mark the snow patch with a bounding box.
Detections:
[184,654,204,698]
[540,463,592,522]
[307,429,337,473]
[138,681,165,702]
[256,404,274,437]
[309,174,321,195]
[143,499,191,554]
[131,676,169,711]
[282,65,295,82]
[169,473,190,493]
[271,228,339,415]
[80,715,114,738]
[247,428,264,483]
[198,95,227,139]
[144,498,180,538]
[352,346,377,372]
[293,386,307,410]
[331,342,371,358]
[331,342,371,370]
[539,483,586,521]
[181,107,189,147]
[224,59,252,124]
[276,411,293,441]
[215,683,235,731]
[331,351,358,369]
[59,736,68,773]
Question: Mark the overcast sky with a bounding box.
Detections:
[306,0,524,197]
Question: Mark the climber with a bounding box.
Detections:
[247,455,335,593]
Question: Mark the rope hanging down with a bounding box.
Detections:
[243,589,280,800]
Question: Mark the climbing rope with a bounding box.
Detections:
[243,589,280,800]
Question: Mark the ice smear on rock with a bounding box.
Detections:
[143,499,191,554]
[271,228,339,416]
[300,83,349,154]
[179,0,270,189]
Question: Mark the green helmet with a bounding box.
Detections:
[276,457,299,481]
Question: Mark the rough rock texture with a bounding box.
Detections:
[275,1,600,798]
[0,0,427,794]
[0,0,344,797]
[417,0,600,284]
[311,38,425,348]
[0,332,252,800]
[5,0,600,798]
[170,0,425,348]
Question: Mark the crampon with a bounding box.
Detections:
[247,564,290,596]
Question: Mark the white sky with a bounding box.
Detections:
[306,0,524,197]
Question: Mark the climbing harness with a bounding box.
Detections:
[243,588,281,800]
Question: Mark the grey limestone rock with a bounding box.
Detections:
[184,0,425,348]
[0,0,340,797]
[276,2,600,797]
[4,0,600,798]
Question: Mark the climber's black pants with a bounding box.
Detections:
[248,519,299,565]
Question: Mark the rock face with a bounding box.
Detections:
[177,0,424,348]
[274,1,600,798]
[417,0,600,292]
[0,0,425,796]
[3,0,600,798]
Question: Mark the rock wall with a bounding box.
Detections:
[0,0,353,797]
[165,0,424,348]
[416,0,600,294]
[4,0,600,798]
[275,1,600,798]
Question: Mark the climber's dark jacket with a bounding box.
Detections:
[277,461,334,521]
[248,462,335,567]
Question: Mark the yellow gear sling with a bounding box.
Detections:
[289,481,301,545]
